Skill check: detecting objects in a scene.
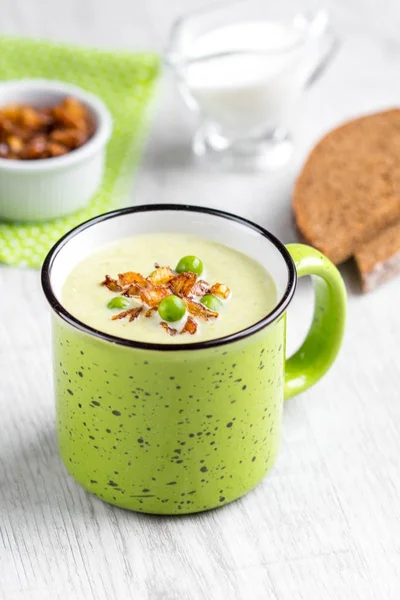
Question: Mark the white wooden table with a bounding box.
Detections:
[1,1,400,598]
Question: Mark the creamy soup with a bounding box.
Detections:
[62,233,277,344]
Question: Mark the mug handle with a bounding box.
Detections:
[284,244,347,400]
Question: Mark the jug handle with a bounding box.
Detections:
[303,9,340,88]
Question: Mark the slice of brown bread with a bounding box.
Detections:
[293,109,400,264]
[354,220,400,292]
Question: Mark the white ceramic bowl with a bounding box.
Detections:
[0,79,113,222]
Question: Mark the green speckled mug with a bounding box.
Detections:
[42,205,346,514]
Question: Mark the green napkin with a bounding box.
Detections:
[0,36,159,267]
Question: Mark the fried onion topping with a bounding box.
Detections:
[147,266,175,285]
[122,284,140,297]
[111,307,143,322]
[169,272,197,297]
[190,280,210,297]
[118,272,149,288]
[102,275,122,292]
[160,322,178,336]
[184,299,218,321]
[139,286,171,307]
[181,316,197,335]
[210,282,230,299]
[102,260,229,336]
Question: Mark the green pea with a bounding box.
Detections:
[176,255,203,276]
[107,296,130,310]
[158,295,186,322]
[200,294,223,311]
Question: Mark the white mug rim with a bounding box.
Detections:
[41,204,297,351]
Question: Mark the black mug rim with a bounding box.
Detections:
[41,204,297,351]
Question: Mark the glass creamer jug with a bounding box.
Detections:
[165,0,338,170]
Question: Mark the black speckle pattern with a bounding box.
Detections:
[54,315,285,515]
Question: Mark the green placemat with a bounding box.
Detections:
[0,36,159,267]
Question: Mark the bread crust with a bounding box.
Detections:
[293,109,400,264]
[354,220,400,292]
